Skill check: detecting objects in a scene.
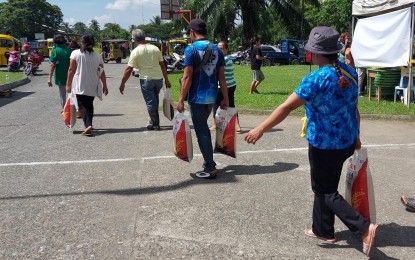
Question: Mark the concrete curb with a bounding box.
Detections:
[237,108,415,121]
[0,76,31,92]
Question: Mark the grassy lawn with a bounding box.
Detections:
[167,65,415,116]
[0,71,25,85]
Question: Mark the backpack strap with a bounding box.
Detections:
[340,68,358,86]
[193,43,212,75]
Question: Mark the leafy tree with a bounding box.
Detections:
[306,0,352,34]
[101,23,129,40]
[0,0,63,39]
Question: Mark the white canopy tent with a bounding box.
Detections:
[351,0,415,106]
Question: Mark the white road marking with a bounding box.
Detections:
[0,143,414,167]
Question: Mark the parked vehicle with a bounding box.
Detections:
[28,39,49,58]
[100,39,127,63]
[165,39,187,56]
[47,38,54,57]
[165,52,184,72]
[235,39,306,66]
[0,34,20,66]
[162,38,187,72]
[275,39,306,65]
[7,50,21,72]
[230,50,250,65]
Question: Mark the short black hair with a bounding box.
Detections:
[53,34,67,45]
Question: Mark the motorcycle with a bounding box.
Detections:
[22,50,43,75]
[165,52,184,72]
[7,50,21,72]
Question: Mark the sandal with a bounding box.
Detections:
[81,126,93,136]
[81,131,93,136]
[401,195,415,212]
[195,168,218,179]
[362,223,378,256]
[304,229,336,243]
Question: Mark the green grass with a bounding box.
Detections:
[0,71,25,85]
[167,65,415,116]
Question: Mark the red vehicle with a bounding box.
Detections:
[22,43,43,75]
[305,51,312,64]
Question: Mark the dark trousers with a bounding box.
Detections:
[308,144,369,239]
[76,94,95,128]
[213,86,238,118]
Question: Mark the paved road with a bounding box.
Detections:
[1,60,415,259]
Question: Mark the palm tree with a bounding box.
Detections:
[181,0,320,46]
[73,22,87,34]
[150,16,162,25]
[60,22,72,33]
[268,0,320,39]
[89,19,100,31]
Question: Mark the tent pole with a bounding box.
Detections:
[408,4,415,107]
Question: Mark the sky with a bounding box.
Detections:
[1,0,164,29]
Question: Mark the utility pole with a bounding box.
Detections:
[300,0,304,39]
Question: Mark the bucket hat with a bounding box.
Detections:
[304,26,342,54]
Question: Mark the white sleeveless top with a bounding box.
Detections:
[70,49,104,98]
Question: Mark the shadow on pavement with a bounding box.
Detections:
[220,162,299,176]
[0,91,34,107]
[0,163,296,201]
[318,222,415,259]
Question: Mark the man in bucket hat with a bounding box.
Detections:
[245,26,378,257]
[177,19,229,179]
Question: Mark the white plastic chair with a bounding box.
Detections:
[394,68,415,104]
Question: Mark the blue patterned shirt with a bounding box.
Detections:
[294,63,359,149]
[184,40,225,104]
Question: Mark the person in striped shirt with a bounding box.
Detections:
[210,41,241,132]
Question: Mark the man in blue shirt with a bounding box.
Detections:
[177,19,229,179]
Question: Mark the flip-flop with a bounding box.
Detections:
[363,223,378,256]
[401,196,415,212]
[81,126,93,137]
[195,169,218,179]
[81,131,93,137]
[304,229,336,243]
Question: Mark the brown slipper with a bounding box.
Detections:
[401,195,415,212]
[304,229,336,243]
[81,126,93,136]
[362,223,378,256]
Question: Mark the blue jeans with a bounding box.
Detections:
[140,78,163,112]
[189,103,216,170]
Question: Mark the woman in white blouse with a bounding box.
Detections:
[66,34,108,136]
